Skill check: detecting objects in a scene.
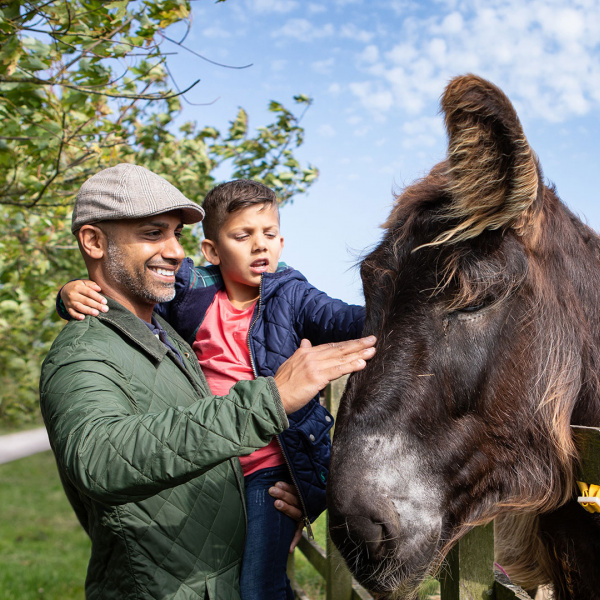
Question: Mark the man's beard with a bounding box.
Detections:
[105,240,177,305]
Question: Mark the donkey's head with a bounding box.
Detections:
[327,74,600,597]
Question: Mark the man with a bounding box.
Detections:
[39,163,376,600]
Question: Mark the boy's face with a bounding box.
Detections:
[201,203,284,306]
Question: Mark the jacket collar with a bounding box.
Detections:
[95,297,169,363]
[191,261,291,291]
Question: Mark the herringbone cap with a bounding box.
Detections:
[72,163,204,233]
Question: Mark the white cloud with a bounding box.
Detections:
[246,0,299,13]
[389,0,421,14]
[358,44,379,63]
[271,59,287,72]
[318,123,336,137]
[272,19,335,41]
[340,23,374,43]
[349,81,394,114]
[328,82,343,95]
[312,57,335,74]
[201,26,232,39]
[348,0,600,123]
[352,126,371,137]
[307,3,326,13]
[400,116,445,149]
[439,12,464,35]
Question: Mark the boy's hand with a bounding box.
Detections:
[61,279,108,321]
[274,336,376,415]
[268,481,304,552]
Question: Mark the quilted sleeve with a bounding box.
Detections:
[40,355,287,506]
[294,282,366,344]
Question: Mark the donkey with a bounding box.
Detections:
[327,74,600,599]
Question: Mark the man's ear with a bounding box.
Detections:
[201,238,220,265]
[78,225,107,260]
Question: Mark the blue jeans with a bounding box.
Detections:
[240,465,297,600]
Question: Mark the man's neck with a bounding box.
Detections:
[110,293,155,322]
[98,287,155,322]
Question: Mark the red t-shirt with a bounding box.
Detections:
[192,289,284,476]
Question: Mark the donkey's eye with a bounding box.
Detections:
[458,303,485,313]
[450,301,490,319]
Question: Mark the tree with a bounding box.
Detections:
[0,0,318,424]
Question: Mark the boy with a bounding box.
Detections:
[60,179,365,599]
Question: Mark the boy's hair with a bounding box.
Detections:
[202,180,279,241]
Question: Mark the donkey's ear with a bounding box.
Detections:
[435,74,542,245]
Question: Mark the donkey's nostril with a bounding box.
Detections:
[329,497,401,564]
[345,514,397,561]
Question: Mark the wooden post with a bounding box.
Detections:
[573,425,600,481]
[325,529,353,600]
[440,523,495,600]
[325,377,363,600]
[324,376,348,423]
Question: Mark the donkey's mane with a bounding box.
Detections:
[375,169,600,588]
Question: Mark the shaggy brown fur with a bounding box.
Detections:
[328,74,600,600]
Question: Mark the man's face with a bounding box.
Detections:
[100,212,185,315]
[202,203,283,307]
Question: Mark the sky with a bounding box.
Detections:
[165,0,600,305]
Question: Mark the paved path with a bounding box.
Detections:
[0,427,50,465]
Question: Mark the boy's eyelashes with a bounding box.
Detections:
[230,231,279,241]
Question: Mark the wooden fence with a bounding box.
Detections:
[287,380,600,600]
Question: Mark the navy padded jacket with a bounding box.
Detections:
[156,258,365,523]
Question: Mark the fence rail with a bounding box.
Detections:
[288,381,600,600]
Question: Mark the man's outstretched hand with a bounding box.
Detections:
[274,336,376,415]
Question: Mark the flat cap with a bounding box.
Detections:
[72,163,205,233]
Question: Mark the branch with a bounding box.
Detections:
[26,111,68,208]
[0,75,200,100]
[165,62,218,107]
[61,16,135,72]
[159,31,253,69]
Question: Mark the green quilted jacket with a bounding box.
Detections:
[39,299,288,599]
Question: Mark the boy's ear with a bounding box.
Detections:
[201,238,221,265]
[78,225,107,260]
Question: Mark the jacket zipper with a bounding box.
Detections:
[247,274,314,540]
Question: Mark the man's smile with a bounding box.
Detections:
[148,265,178,280]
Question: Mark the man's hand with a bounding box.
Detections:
[61,279,108,320]
[274,336,376,415]
[269,481,304,552]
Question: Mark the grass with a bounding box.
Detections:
[292,513,328,598]
[0,451,90,600]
